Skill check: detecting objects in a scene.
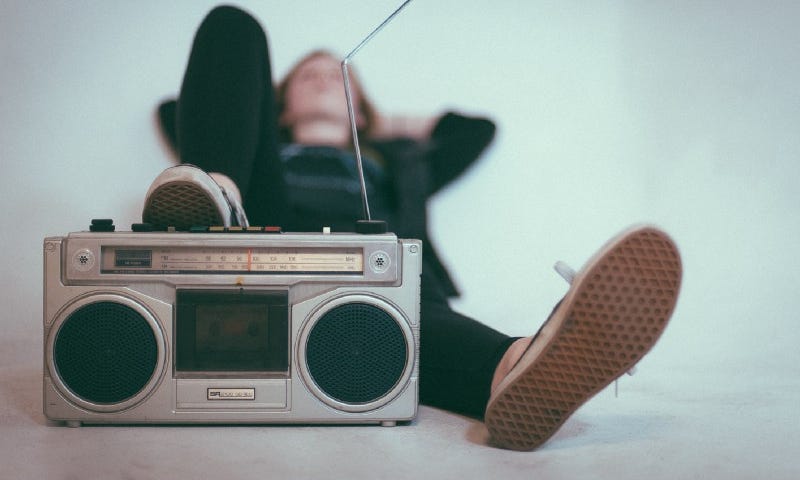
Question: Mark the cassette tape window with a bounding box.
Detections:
[174,290,289,375]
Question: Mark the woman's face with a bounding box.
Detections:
[281,54,360,127]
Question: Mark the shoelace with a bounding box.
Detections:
[553,261,637,398]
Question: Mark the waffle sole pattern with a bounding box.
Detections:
[143,182,224,230]
[484,225,682,451]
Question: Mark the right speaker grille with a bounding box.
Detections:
[305,302,408,405]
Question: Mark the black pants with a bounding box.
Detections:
[176,5,515,419]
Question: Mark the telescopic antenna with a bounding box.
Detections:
[342,0,414,234]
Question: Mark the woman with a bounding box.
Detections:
[145,5,682,451]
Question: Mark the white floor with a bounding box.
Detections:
[2,326,798,479]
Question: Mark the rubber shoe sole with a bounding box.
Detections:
[484,225,682,451]
[142,165,231,230]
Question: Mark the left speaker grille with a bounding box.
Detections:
[54,301,158,405]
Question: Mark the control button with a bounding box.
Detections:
[132,223,155,232]
[209,226,226,233]
[263,226,282,234]
[89,219,115,232]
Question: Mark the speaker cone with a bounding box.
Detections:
[303,299,411,410]
[49,296,164,410]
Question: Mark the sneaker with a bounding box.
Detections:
[142,165,249,230]
[484,225,682,451]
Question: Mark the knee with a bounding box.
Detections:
[199,5,267,43]
[205,5,256,23]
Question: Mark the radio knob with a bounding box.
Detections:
[89,219,115,232]
[132,223,156,232]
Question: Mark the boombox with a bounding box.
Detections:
[43,228,421,427]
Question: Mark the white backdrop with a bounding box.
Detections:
[2,0,799,379]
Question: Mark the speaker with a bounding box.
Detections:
[45,293,167,413]
[298,295,415,413]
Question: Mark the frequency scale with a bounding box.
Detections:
[101,245,365,274]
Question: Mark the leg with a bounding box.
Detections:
[418,263,518,418]
[176,5,285,226]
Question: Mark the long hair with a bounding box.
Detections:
[275,49,378,143]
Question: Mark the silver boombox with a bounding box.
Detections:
[43,229,421,427]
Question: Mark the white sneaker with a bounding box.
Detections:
[484,225,682,451]
[142,165,249,230]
